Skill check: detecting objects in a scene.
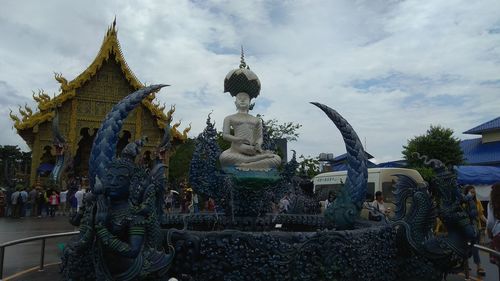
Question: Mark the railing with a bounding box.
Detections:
[463,243,500,281]
[0,231,79,279]
[474,243,500,281]
[473,243,500,259]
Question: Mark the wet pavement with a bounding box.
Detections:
[0,216,76,279]
[447,256,500,281]
[4,264,61,281]
[0,216,498,280]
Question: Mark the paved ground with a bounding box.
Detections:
[0,216,76,279]
[0,216,499,280]
[447,258,500,281]
[4,264,61,281]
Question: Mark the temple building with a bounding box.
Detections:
[10,20,190,185]
[454,116,500,200]
[460,116,500,166]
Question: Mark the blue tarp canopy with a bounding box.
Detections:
[377,160,407,168]
[37,163,54,174]
[455,165,500,185]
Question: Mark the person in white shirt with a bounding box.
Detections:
[324,192,336,210]
[279,193,291,214]
[10,190,20,218]
[19,188,28,217]
[369,191,389,221]
[59,189,68,215]
[75,188,85,212]
[192,193,199,213]
[371,191,386,212]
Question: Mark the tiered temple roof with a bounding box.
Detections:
[10,20,190,145]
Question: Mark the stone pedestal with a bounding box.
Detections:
[223,167,280,217]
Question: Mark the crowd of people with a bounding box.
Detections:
[0,181,89,219]
[165,189,294,215]
[164,189,217,214]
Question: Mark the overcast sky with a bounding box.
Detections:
[1,0,499,162]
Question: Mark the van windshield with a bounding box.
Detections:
[365,182,375,202]
[316,182,375,202]
[316,184,343,201]
[382,181,395,203]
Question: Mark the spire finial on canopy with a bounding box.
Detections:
[239,45,247,69]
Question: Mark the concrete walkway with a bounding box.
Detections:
[2,263,61,281]
[0,216,75,278]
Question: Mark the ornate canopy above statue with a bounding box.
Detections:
[223,47,261,99]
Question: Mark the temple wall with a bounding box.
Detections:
[28,56,165,185]
[75,57,137,135]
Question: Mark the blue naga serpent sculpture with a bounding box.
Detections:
[389,161,473,280]
[311,102,368,230]
[50,110,71,183]
[312,103,471,279]
[62,84,174,281]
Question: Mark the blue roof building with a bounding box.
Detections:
[463,116,500,135]
[460,116,500,166]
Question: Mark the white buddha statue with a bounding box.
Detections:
[219,49,281,171]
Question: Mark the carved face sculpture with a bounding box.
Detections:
[235,92,250,111]
[104,166,130,200]
[54,143,65,156]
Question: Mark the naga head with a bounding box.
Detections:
[412,152,457,201]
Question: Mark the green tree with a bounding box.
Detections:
[216,132,230,152]
[298,155,320,179]
[168,138,196,184]
[402,125,464,181]
[0,145,23,186]
[262,118,302,142]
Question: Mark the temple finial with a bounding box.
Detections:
[113,16,117,29]
[239,45,247,69]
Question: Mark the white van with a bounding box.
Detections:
[313,168,425,204]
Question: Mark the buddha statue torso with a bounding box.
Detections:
[228,113,260,154]
[219,92,281,171]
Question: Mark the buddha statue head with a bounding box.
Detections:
[235,92,251,112]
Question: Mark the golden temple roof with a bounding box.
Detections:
[56,20,143,92]
[10,20,188,140]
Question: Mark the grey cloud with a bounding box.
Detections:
[0,81,30,106]
[0,0,499,161]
